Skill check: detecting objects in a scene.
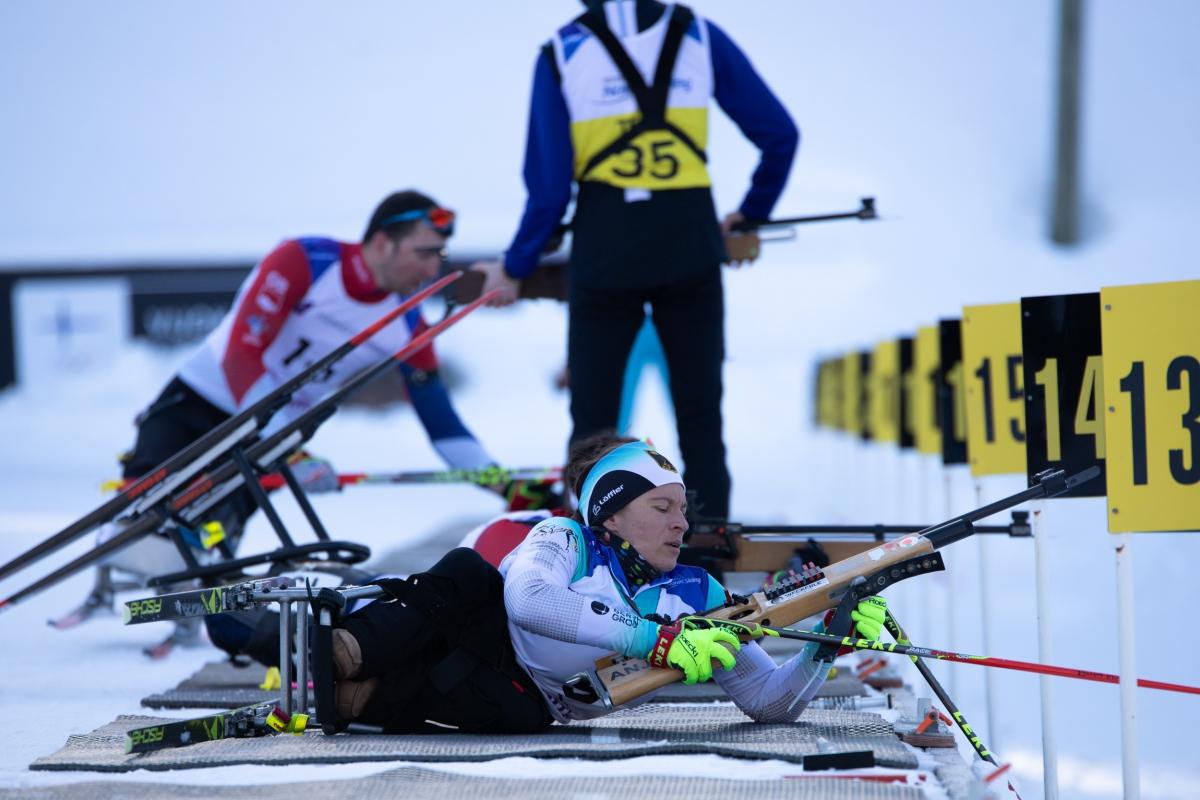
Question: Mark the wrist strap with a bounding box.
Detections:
[648,625,677,668]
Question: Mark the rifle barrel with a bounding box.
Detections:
[735,524,1012,537]
[732,197,877,232]
[922,465,1099,549]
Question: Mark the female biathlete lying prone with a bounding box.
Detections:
[327,435,888,732]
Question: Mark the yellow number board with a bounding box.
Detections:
[870,340,900,444]
[841,352,862,435]
[815,358,843,430]
[1101,279,1200,532]
[962,302,1027,476]
[913,326,941,455]
[814,360,829,429]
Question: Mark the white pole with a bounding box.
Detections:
[278,599,293,715]
[1115,533,1141,799]
[1032,501,1059,800]
[849,438,863,518]
[975,480,997,750]
[879,447,895,530]
[943,468,958,698]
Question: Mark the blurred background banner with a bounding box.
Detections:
[12,278,129,391]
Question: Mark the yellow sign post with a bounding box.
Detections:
[1101,279,1200,532]
[913,326,941,455]
[962,302,1027,476]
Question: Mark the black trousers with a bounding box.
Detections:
[123,376,256,535]
[341,548,553,735]
[567,269,731,519]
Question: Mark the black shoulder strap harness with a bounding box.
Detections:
[577,4,707,180]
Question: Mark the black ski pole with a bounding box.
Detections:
[0,271,464,583]
[886,613,1025,798]
[0,510,166,613]
[759,625,1200,696]
[0,289,498,612]
[884,611,998,765]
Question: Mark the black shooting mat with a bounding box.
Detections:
[31,704,917,773]
[3,766,925,800]
[142,659,869,710]
[141,660,277,710]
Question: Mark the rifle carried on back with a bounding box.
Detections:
[444,197,879,306]
[723,197,878,263]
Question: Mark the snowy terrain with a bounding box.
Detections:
[2,1,1199,798]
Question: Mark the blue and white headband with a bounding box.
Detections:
[579,441,684,527]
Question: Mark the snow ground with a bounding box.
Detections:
[2,309,1199,799]
[0,342,939,796]
[2,1,1200,798]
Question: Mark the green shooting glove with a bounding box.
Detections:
[849,596,888,641]
[647,616,742,684]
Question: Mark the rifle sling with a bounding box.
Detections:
[578,5,706,180]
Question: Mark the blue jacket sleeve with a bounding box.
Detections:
[399,364,494,469]
[503,47,575,279]
[708,20,799,221]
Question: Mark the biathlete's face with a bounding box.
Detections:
[603,484,689,573]
[376,223,447,294]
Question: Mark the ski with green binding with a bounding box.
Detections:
[124,702,306,753]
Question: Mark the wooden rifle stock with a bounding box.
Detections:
[447,263,568,304]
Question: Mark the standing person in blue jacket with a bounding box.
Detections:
[475,0,799,520]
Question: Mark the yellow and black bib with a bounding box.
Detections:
[554,4,712,191]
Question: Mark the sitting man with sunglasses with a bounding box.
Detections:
[66,191,505,649]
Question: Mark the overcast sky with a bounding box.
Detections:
[2,1,1196,269]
